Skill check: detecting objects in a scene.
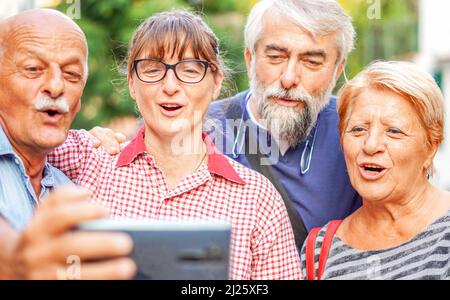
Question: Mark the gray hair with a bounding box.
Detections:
[244,0,356,63]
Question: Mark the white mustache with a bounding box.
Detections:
[264,85,314,104]
[35,95,70,113]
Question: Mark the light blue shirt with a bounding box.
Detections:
[0,126,73,231]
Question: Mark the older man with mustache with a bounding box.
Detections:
[0,9,135,279]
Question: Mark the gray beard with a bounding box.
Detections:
[260,99,314,147]
[250,74,334,148]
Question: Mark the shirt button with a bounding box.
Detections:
[14,158,20,165]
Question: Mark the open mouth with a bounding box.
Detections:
[359,163,387,179]
[363,165,385,174]
[160,104,183,112]
[38,108,64,119]
[44,109,61,117]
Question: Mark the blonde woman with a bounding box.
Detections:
[301,61,450,280]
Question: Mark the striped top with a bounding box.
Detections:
[300,210,450,280]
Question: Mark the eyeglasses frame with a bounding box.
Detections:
[133,58,217,84]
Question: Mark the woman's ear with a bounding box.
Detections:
[212,69,224,100]
[423,143,439,174]
[128,75,136,101]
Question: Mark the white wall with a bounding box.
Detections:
[0,0,36,19]
[418,0,450,190]
[419,0,450,61]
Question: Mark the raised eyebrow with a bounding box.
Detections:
[13,48,41,61]
[380,118,409,129]
[265,44,288,53]
[61,57,85,68]
[301,50,327,60]
[346,118,370,127]
[16,49,85,67]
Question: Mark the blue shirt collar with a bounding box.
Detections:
[0,125,15,156]
[0,125,56,187]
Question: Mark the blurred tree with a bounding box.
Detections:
[55,0,418,129]
[338,0,418,90]
[57,0,186,129]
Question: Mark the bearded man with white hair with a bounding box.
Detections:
[208,0,362,248]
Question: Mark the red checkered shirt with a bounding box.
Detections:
[48,128,302,280]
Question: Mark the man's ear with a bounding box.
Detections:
[336,58,347,81]
[0,40,4,63]
[75,99,81,114]
[244,48,253,79]
[0,22,4,54]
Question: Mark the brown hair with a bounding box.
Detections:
[126,10,226,81]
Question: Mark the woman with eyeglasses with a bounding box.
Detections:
[48,11,302,280]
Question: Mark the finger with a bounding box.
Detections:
[85,130,102,148]
[28,201,108,238]
[78,257,137,280]
[115,132,127,143]
[22,258,136,280]
[29,231,133,264]
[40,186,92,209]
[23,263,61,280]
[89,127,121,155]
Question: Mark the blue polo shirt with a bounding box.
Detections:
[207,90,361,231]
[0,126,73,231]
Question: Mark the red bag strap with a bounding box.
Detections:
[305,220,343,280]
[317,220,343,280]
[305,227,321,280]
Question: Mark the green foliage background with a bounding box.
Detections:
[55,0,418,129]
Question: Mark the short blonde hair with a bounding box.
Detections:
[337,61,445,173]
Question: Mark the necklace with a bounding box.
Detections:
[194,147,208,172]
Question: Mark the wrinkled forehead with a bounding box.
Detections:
[257,12,338,57]
[0,15,88,64]
[349,88,422,123]
[13,23,85,49]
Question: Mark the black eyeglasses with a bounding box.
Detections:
[133,59,217,84]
